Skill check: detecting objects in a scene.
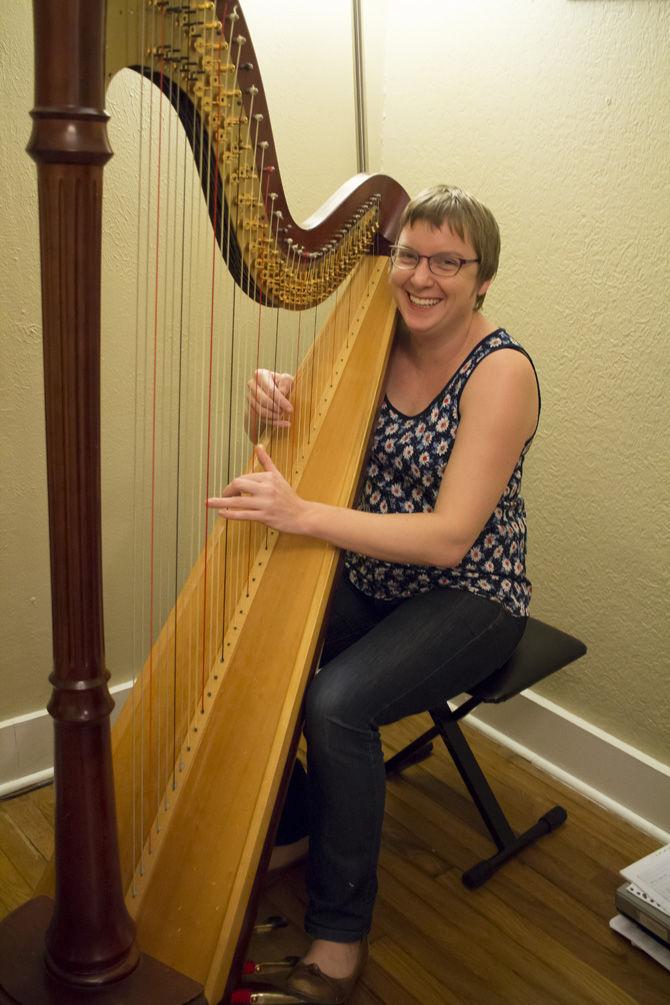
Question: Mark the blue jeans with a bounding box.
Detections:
[296,575,527,942]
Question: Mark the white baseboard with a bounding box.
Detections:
[2,685,669,845]
[0,681,132,799]
[462,690,670,843]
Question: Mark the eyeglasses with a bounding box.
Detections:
[390,245,480,278]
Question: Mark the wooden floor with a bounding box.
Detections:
[1,714,668,1003]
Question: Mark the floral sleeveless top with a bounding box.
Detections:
[344,330,539,617]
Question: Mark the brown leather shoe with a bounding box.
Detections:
[283,940,369,1005]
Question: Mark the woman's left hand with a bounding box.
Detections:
[207,444,308,535]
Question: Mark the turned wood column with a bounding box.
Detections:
[26,0,139,985]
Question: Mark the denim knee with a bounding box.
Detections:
[303,664,369,748]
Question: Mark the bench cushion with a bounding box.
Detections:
[471,617,587,704]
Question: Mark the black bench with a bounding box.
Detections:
[385,617,587,888]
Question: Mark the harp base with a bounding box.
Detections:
[0,897,207,1004]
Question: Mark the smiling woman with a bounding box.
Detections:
[207,184,541,1001]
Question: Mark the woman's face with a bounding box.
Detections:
[389,219,490,343]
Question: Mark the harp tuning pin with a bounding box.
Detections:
[147,43,172,57]
[255,114,265,123]
[247,85,259,96]
[259,139,269,149]
[235,34,247,46]
[241,62,255,71]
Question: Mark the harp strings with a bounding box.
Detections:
[123,1,272,881]
[110,0,381,896]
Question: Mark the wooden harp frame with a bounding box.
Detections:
[0,2,408,1002]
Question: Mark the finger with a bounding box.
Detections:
[250,373,276,396]
[214,507,264,523]
[254,444,279,474]
[252,372,293,414]
[256,386,293,415]
[207,494,248,510]
[206,474,266,507]
[207,491,262,510]
[274,374,295,408]
[248,388,292,421]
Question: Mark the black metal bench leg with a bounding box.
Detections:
[462,805,567,888]
[432,710,516,850]
[430,710,567,888]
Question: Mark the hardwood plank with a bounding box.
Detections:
[2,715,668,1003]
[491,861,670,1005]
[362,945,428,1005]
[0,846,33,917]
[438,872,639,1005]
[0,793,54,862]
[29,784,54,828]
[0,801,48,890]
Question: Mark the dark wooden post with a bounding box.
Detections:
[0,2,206,1001]
[26,0,139,986]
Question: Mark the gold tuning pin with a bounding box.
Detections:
[202,56,235,73]
[193,36,229,54]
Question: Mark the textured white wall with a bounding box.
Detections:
[374,0,670,761]
[0,1,359,722]
[243,0,357,219]
[1,2,668,768]
[0,3,51,720]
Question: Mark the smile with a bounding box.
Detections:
[407,293,441,307]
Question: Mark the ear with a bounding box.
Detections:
[477,277,492,298]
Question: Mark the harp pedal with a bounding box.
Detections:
[242,958,299,976]
[231,991,306,1005]
[252,914,289,935]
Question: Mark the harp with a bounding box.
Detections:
[0,2,407,1002]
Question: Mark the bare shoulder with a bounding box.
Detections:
[461,345,539,438]
[464,344,537,396]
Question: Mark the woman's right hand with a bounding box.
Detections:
[246,369,294,431]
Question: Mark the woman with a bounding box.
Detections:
[209,184,539,1003]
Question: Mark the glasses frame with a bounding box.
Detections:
[389,245,480,278]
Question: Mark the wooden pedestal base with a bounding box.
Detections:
[0,898,207,1004]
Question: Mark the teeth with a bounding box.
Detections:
[408,293,440,307]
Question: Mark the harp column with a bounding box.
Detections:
[0,2,205,1003]
[25,0,140,987]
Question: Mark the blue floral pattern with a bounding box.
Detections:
[344,330,538,617]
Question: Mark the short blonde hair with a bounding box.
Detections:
[396,184,500,311]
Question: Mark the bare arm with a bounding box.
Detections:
[211,350,538,568]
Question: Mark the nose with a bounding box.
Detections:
[410,256,436,286]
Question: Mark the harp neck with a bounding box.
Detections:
[104,1,408,306]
